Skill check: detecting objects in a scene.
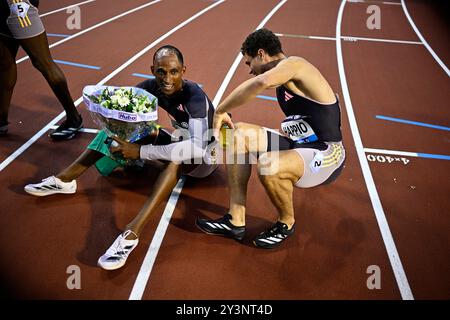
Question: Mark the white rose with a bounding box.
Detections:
[118,96,130,107]
[111,95,119,104]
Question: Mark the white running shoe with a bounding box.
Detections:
[97,230,139,270]
[24,176,77,196]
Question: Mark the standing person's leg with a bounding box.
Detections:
[18,32,83,140]
[0,34,19,135]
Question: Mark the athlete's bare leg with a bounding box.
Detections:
[256,150,303,229]
[227,122,267,226]
[56,149,105,182]
[18,32,81,123]
[0,35,19,130]
[124,162,183,239]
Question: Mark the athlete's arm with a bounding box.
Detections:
[109,117,206,163]
[141,90,210,162]
[216,57,303,114]
[140,117,206,162]
[213,57,303,136]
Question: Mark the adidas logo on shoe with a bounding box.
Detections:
[196,214,245,241]
[49,116,83,141]
[24,176,77,197]
[97,230,139,270]
[253,221,295,249]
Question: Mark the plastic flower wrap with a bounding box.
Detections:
[83,85,158,165]
[83,85,158,142]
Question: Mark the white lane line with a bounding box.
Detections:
[129,0,288,301]
[39,0,96,18]
[128,176,186,300]
[276,33,422,45]
[401,0,450,77]
[0,0,218,173]
[16,0,162,64]
[336,0,414,300]
[364,148,418,157]
[364,148,450,161]
[341,35,421,45]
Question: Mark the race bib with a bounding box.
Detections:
[10,2,30,19]
[281,115,318,144]
[309,151,323,174]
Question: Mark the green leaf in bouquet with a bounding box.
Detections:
[101,100,111,109]
[86,94,100,104]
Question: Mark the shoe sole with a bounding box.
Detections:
[97,259,126,271]
[49,132,79,141]
[24,189,76,197]
[252,240,281,249]
[195,220,245,242]
[49,126,83,141]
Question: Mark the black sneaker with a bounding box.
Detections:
[253,221,295,249]
[196,214,245,241]
[49,116,83,140]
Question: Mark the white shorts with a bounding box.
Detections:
[264,128,345,188]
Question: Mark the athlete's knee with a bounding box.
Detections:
[233,122,263,154]
[30,55,54,73]
[257,152,280,178]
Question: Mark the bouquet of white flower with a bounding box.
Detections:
[83,85,158,143]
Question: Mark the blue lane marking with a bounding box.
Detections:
[53,59,101,70]
[132,73,203,87]
[417,153,450,160]
[46,33,70,38]
[132,73,155,79]
[376,115,450,132]
[256,95,277,101]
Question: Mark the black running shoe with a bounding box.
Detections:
[49,116,83,140]
[196,214,246,241]
[253,221,295,249]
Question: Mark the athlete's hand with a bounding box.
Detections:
[109,136,141,160]
[213,111,234,139]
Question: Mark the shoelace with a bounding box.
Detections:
[106,230,138,257]
[39,176,58,187]
[262,224,285,238]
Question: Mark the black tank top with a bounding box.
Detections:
[276,85,342,142]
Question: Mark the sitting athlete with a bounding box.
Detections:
[25,45,217,270]
[196,29,345,249]
[0,0,83,139]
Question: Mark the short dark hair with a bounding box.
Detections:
[240,28,283,57]
[153,45,184,65]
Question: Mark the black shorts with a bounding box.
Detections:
[266,129,328,152]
